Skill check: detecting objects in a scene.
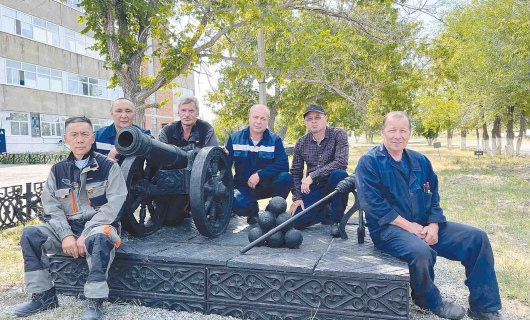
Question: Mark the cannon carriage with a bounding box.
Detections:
[114,126,233,238]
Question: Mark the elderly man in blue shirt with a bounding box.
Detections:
[336,111,504,320]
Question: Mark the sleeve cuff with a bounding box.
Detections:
[377,209,400,227]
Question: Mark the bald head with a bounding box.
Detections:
[249,104,270,137]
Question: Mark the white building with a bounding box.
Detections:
[0,0,194,153]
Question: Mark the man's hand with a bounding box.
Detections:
[247,173,260,189]
[336,175,355,193]
[107,148,120,161]
[406,222,426,239]
[289,200,305,215]
[301,176,313,194]
[421,223,439,245]
[62,235,79,258]
[222,146,229,155]
[76,235,86,257]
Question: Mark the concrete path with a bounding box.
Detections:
[0,164,52,188]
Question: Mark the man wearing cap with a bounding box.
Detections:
[94,98,150,162]
[225,104,292,225]
[289,104,349,236]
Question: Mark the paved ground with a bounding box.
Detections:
[0,164,52,188]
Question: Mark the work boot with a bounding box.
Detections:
[14,286,58,317]
[330,223,340,238]
[432,301,465,320]
[467,309,505,320]
[81,298,105,320]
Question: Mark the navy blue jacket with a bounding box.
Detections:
[94,124,150,155]
[226,127,289,187]
[354,144,447,237]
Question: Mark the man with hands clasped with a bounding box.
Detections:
[336,111,504,320]
[15,117,127,320]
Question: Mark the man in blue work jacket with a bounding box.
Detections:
[225,104,292,225]
[336,111,503,320]
[94,98,150,161]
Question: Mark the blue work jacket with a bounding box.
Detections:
[226,127,289,187]
[94,124,150,156]
[354,143,447,237]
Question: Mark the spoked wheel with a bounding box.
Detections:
[120,156,169,237]
[190,147,233,238]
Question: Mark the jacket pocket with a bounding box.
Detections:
[234,150,248,158]
[86,181,107,207]
[422,192,432,214]
[258,151,274,159]
[54,188,75,214]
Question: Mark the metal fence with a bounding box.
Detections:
[0,153,67,164]
[0,182,45,230]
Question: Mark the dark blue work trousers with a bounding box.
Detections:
[232,172,292,217]
[293,169,349,228]
[372,221,501,313]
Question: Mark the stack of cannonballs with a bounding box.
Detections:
[247,196,304,249]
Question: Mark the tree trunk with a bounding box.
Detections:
[460,129,467,150]
[506,106,514,157]
[269,105,277,133]
[491,116,501,155]
[482,123,491,155]
[366,132,374,144]
[446,129,453,151]
[516,110,525,155]
[277,124,288,140]
[475,127,480,150]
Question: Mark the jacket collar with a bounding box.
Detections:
[66,150,99,172]
[173,120,200,142]
[376,143,421,172]
[243,126,271,142]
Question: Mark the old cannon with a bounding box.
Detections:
[114,126,233,238]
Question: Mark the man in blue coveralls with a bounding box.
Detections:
[225,104,292,225]
[94,98,150,161]
[336,111,503,320]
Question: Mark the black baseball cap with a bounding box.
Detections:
[303,104,326,118]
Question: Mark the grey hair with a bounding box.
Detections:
[382,111,412,131]
[65,116,93,131]
[177,96,199,113]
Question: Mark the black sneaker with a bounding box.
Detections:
[432,301,465,320]
[14,286,58,317]
[467,309,505,320]
[330,223,340,238]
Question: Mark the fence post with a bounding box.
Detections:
[24,182,33,221]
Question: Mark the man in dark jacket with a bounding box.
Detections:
[15,117,127,320]
[225,104,292,224]
[94,98,150,161]
[337,111,503,320]
[159,96,218,148]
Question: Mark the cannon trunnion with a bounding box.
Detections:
[115,126,233,238]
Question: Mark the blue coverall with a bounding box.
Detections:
[354,144,501,313]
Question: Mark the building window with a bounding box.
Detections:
[55,0,84,12]
[9,112,29,136]
[6,61,36,88]
[1,5,100,60]
[91,118,112,132]
[40,114,66,137]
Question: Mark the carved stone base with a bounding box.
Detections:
[50,218,409,319]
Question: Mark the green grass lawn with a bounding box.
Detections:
[1,143,529,309]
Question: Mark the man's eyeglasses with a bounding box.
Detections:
[304,115,324,122]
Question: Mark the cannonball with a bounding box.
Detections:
[276,212,294,232]
[248,227,265,246]
[267,196,287,215]
[284,229,303,249]
[266,231,285,248]
[258,211,276,231]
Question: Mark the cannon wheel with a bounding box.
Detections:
[190,147,233,238]
[120,156,169,237]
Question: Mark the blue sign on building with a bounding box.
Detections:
[0,129,6,153]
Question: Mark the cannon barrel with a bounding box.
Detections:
[115,126,189,168]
